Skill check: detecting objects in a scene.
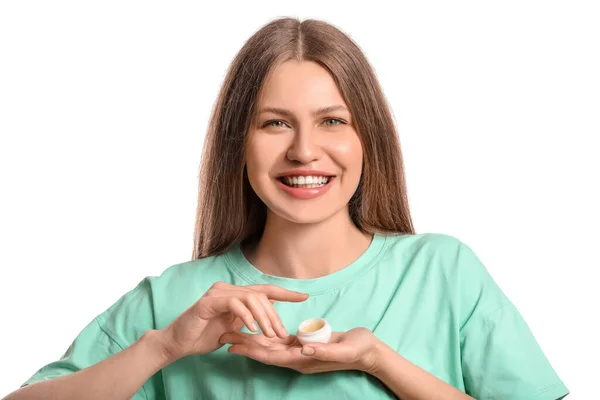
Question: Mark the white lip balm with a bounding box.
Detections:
[296,318,332,345]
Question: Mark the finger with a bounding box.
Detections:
[208,284,307,302]
[246,284,309,302]
[230,316,245,332]
[241,292,276,337]
[301,343,356,363]
[202,288,297,336]
[220,331,294,346]
[256,294,288,338]
[208,289,278,337]
[228,344,302,366]
[219,331,255,345]
[203,296,258,332]
[228,298,260,333]
[204,290,273,333]
[228,344,266,360]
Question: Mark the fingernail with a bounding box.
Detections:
[301,346,315,356]
[275,327,288,338]
[252,322,258,331]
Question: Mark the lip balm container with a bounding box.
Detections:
[296,318,331,345]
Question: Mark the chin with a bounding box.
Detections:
[253,181,356,226]
[278,211,333,225]
[273,212,338,225]
[266,200,345,226]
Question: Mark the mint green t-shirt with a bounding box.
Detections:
[22,233,569,399]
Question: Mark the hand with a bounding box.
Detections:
[158,282,308,361]
[219,327,380,374]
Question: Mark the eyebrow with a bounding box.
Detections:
[258,105,350,118]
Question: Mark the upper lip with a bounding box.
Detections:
[276,169,336,178]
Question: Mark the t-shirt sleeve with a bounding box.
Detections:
[21,277,162,400]
[456,241,569,400]
[21,317,147,400]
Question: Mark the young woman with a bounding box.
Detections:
[8,17,568,400]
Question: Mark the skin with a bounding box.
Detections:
[244,59,373,279]
[5,60,473,400]
[223,60,474,399]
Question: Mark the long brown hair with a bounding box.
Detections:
[192,17,415,259]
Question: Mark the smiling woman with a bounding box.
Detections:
[193,18,413,258]
[244,60,365,226]
[8,17,569,400]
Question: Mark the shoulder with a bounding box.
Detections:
[105,253,231,303]
[155,252,234,288]
[382,232,510,327]
[97,251,237,340]
[381,231,470,264]
[144,251,240,309]
[380,231,498,300]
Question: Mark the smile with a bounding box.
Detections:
[279,175,330,188]
[275,174,335,200]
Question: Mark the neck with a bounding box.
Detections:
[244,208,373,279]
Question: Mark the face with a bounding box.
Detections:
[245,60,363,224]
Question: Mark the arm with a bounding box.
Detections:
[364,338,473,400]
[4,330,173,400]
[6,282,307,400]
[221,328,474,399]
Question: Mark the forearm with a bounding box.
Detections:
[366,340,474,400]
[5,330,173,400]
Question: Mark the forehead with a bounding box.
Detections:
[257,60,347,109]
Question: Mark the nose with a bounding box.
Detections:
[286,127,322,164]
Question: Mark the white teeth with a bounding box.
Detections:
[282,175,331,188]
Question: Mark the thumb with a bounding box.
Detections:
[301,343,354,363]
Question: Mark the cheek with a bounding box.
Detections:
[326,136,364,171]
[245,146,263,186]
[245,137,280,184]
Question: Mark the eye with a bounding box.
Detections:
[323,118,346,127]
[263,120,288,128]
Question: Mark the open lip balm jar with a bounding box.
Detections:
[296,318,332,345]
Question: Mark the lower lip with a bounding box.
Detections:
[276,178,334,199]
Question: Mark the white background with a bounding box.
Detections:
[1,1,598,398]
